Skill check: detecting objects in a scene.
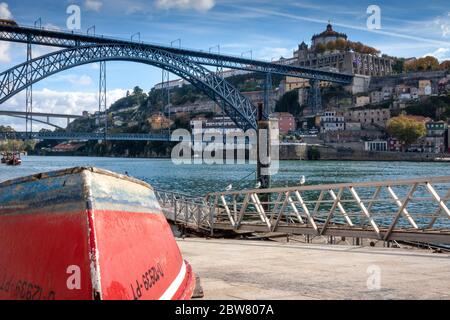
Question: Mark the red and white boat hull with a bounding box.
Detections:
[0,167,196,300]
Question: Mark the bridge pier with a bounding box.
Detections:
[98,61,107,141]
[25,38,33,137]
[264,73,272,115]
[309,79,322,115]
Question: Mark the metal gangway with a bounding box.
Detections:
[155,176,450,244]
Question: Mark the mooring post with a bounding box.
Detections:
[256,102,271,213]
[209,205,215,237]
[256,102,270,190]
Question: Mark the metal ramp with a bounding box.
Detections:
[156,176,450,244]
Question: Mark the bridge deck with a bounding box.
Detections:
[178,238,450,300]
[0,25,353,84]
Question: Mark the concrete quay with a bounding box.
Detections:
[177,238,450,300]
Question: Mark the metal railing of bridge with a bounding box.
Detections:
[155,176,450,244]
[0,25,353,84]
[155,190,212,231]
[0,131,173,141]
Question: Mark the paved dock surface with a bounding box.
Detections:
[177,238,450,300]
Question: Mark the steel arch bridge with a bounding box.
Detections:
[0,110,83,130]
[0,43,261,131]
[0,25,354,84]
[1,115,64,130]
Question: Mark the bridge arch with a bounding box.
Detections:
[2,114,64,130]
[0,44,258,130]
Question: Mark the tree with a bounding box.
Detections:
[0,125,14,132]
[275,90,302,116]
[392,58,405,74]
[315,43,326,54]
[418,56,440,71]
[350,41,364,53]
[335,38,347,51]
[405,56,439,72]
[386,116,426,151]
[405,96,450,121]
[133,86,144,96]
[325,40,336,51]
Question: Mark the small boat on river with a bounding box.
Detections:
[0,167,196,300]
[5,152,21,166]
[1,152,21,165]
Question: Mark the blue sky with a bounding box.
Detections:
[0,0,450,129]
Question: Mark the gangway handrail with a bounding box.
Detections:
[206,176,450,196]
[156,176,450,244]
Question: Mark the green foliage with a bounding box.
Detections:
[275,90,303,116]
[406,96,450,121]
[307,146,320,160]
[173,113,191,130]
[387,116,427,150]
[226,73,283,93]
[170,85,203,106]
[109,86,147,112]
[392,58,405,74]
[0,139,36,152]
[322,86,353,106]
[0,125,14,132]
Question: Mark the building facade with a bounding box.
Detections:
[320,111,345,132]
[292,24,393,76]
[271,112,296,134]
[424,121,448,153]
[344,107,391,128]
[365,140,388,152]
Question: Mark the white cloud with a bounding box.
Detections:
[257,47,293,61]
[32,45,60,59]
[233,5,450,47]
[0,88,128,131]
[0,42,11,63]
[155,0,215,12]
[85,0,103,11]
[434,14,450,38]
[0,2,12,19]
[55,75,94,86]
[43,23,61,31]
[424,48,450,61]
[0,3,12,62]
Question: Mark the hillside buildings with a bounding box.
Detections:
[146,24,450,156]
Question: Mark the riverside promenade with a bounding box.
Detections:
[177,238,450,300]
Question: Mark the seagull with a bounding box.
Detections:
[225,184,233,191]
[300,175,306,186]
[255,181,262,189]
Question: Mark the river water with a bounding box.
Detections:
[0,156,449,196]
